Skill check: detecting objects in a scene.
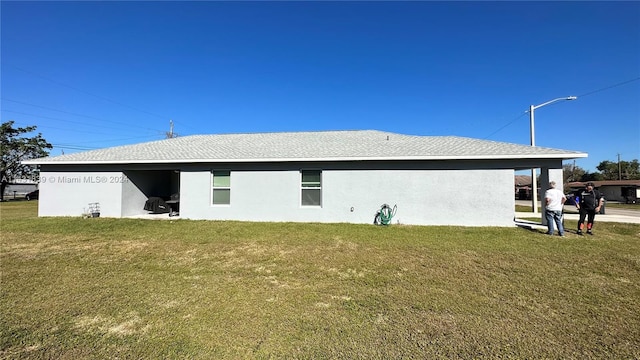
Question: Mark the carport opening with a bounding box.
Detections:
[123,170,180,216]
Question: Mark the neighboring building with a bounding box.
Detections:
[514,174,532,200]
[567,180,640,203]
[2,180,38,199]
[23,130,587,226]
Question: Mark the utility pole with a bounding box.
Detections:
[618,153,622,180]
[166,120,175,138]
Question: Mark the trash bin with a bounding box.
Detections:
[599,199,606,214]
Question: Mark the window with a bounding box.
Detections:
[301,170,321,206]
[212,171,230,205]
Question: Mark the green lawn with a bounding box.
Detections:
[2,201,639,359]
[515,204,533,213]
[606,202,640,210]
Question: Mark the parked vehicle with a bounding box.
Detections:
[26,190,39,201]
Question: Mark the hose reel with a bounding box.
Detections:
[374,203,397,226]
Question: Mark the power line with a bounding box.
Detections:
[6,111,165,153]
[3,66,196,136]
[483,112,527,140]
[577,76,640,98]
[7,65,169,120]
[9,119,135,136]
[2,109,163,134]
[51,133,161,150]
[9,120,165,145]
[50,134,163,153]
[59,134,163,145]
[484,76,640,140]
[1,97,164,132]
[50,144,98,151]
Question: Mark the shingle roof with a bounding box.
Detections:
[568,180,640,188]
[514,175,532,186]
[23,130,588,165]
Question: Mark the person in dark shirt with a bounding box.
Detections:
[574,182,604,235]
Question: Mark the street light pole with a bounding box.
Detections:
[618,153,622,180]
[529,96,577,214]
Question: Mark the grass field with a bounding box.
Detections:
[606,202,640,210]
[516,202,640,213]
[2,201,639,359]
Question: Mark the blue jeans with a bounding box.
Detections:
[545,210,564,236]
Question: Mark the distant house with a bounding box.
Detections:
[567,180,640,203]
[514,174,532,200]
[23,130,587,226]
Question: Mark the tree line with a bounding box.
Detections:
[564,159,640,184]
[1,121,52,201]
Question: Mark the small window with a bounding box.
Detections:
[301,170,321,206]
[212,171,230,205]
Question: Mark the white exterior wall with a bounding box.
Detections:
[36,165,517,226]
[38,171,125,217]
[180,168,514,226]
[120,172,152,217]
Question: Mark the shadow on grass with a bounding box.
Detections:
[514,218,545,233]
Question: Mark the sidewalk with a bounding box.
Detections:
[515,211,640,225]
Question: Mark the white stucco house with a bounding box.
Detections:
[23,130,587,226]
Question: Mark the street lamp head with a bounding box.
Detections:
[532,96,578,110]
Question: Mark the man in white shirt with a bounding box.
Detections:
[544,181,567,236]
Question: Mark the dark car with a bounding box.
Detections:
[26,189,39,201]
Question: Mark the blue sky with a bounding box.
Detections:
[2,1,638,172]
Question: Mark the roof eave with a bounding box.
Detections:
[22,152,588,166]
